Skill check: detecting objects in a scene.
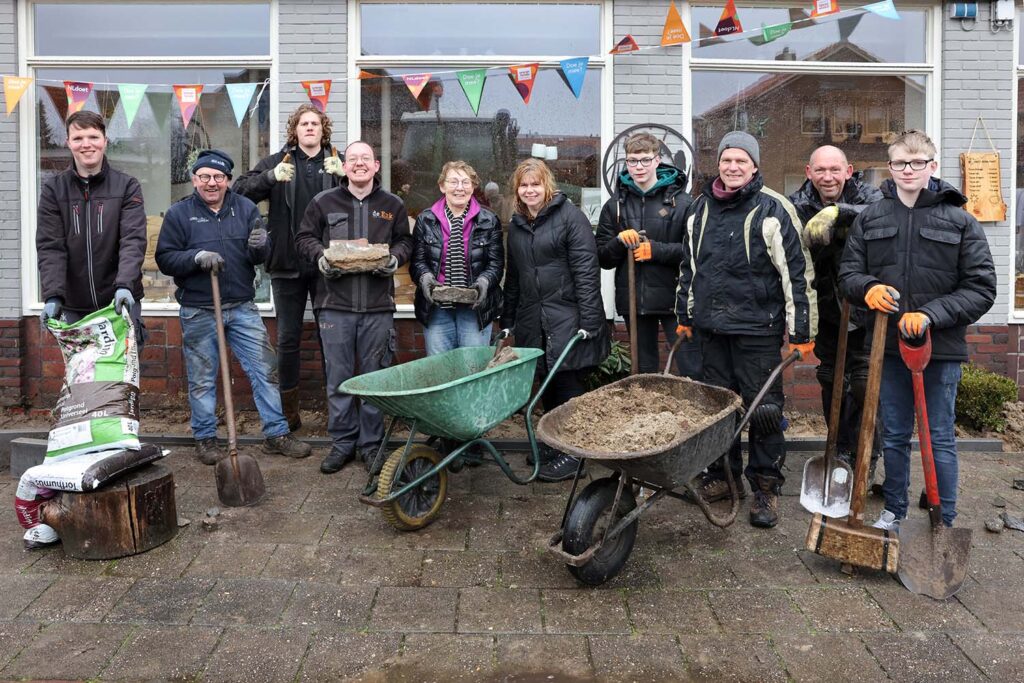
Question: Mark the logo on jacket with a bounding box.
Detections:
[373,210,394,221]
[189,216,210,223]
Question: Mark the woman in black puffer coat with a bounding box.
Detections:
[502,158,610,482]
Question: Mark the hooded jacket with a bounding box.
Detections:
[232,144,342,277]
[36,158,147,313]
[789,174,883,328]
[676,173,817,343]
[839,178,996,361]
[154,189,268,308]
[294,178,412,313]
[409,196,504,329]
[596,163,693,316]
[501,193,610,373]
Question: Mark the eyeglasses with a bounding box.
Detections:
[625,157,656,168]
[445,179,473,188]
[888,159,933,172]
[196,173,227,184]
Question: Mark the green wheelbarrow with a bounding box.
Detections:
[340,330,587,531]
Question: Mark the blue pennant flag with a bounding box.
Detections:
[559,57,589,99]
[226,83,258,126]
[864,0,900,20]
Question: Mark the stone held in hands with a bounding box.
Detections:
[323,239,391,273]
[432,285,479,304]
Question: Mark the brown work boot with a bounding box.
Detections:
[264,433,312,459]
[683,472,745,504]
[195,438,225,465]
[749,477,781,528]
[280,387,302,432]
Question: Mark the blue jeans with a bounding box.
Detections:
[878,355,961,525]
[423,306,492,356]
[180,302,289,441]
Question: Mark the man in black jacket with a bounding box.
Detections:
[36,111,146,343]
[295,141,412,474]
[790,145,883,475]
[596,132,698,377]
[676,131,816,528]
[840,130,995,530]
[234,104,344,431]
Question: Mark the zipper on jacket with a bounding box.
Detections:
[97,202,104,234]
[83,183,99,310]
[72,204,81,235]
[639,195,646,314]
[902,207,914,313]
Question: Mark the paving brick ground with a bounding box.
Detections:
[2,443,1024,681]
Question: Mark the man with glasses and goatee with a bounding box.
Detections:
[156,149,311,465]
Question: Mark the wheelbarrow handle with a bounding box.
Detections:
[899,329,942,527]
[731,349,801,442]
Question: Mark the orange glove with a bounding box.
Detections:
[790,341,815,360]
[676,324,693,340]
[898,312,930,338]
[865,284,900,313]
[633,242,652,262]
[617,229,641,248]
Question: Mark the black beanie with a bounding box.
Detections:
[192,149,234,177]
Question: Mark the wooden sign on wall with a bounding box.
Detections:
[960,151,1007,223]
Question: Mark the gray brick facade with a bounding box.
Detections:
[0,0,20,318]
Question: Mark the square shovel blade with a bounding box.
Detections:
[799,455,852,518]
[896,518,972,600]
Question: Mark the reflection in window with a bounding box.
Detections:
[1016,81,1024,310]
[692,71,925,194]
[35,68,271,304]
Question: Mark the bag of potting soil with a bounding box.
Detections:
[45,304,140,459]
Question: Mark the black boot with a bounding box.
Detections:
[538,452,585,482]
[749,476,782,528]
[321,446,354,474]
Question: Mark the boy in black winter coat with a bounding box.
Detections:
[839,130,996,530]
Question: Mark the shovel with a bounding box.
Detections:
[211,271,266,507]
[896,327,972,599]
[805,310,899,573]
[800,300,854,517]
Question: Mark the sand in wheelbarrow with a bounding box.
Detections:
[559,384,721,453]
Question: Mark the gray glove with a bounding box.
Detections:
[195,250,225,273]
[419,273,438,304]
[113,288,135,314]
[40,297,62,325]
[247,225,268,250]
[472,277,489,310]
[372,255,399,277]
[318,254,344,279]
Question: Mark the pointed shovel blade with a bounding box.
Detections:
[896,518,972,600]
[215,452,266,507]
[799,454,853,518]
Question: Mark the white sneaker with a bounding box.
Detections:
[872,509,899,531]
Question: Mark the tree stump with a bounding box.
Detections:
[40,462,178,560]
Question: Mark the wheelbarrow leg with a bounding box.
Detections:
[362,417,407,496]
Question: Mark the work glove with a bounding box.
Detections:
[472,277,489,310]
[865,284,900,313]
[40,297,62,325]
[113,288,135,315]
[805,205,839,248]
[323,156,344,177]
[790,340,815,360]
[617,229,641,249]
[372,255,399,277]
[247,223,268,250]
[195,250,225,273]
[270,152,295,183]
[318,254,344,279]
[634,241,652,262]
[419,272,438,304]
[899,312,930,339]
[675,324,693,340]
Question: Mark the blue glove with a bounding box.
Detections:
[40,297,62,325]
[113,288,135,314]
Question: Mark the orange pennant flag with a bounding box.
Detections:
[3,76,32,115]
[173,85,203,128]
[715,0,743,36]
[357,70,379,80]
[508,64,539,104]
[810,0,840,16]
[662,2,691,45]
[609,35,641,54]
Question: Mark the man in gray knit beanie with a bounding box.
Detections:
[717,130,760,167]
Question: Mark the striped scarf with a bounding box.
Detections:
[444,203,469,290]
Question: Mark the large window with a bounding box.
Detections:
[1016,13,1024,312]
[355,1,605,306]
[689,4,932,196]
[26,3,272,310]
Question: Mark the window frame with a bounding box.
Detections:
[19,0,278,317]
[1012,11,1024,321]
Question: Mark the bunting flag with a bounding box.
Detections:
[63,81,93,115]
[357,70,380,80]
[609,35,641,54]
[811,0,840,18]
[456,69,486,115]
[117,84,147,128]
[172,84,203,128]
[662,2,691,45]
[300,79,331,112]
[402,73,432,109]
[225,83,258,126]
[3,76,32,115]
[715,0,743,36]
[762,22,792,42]
[509,63,539,104]
[558,58,589,99]
[864,0,900,19]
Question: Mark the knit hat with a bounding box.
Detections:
[717,131,760,167]
[192,149,234,177]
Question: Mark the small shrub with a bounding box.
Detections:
[585,340,631,390]
[956,363,1017,432]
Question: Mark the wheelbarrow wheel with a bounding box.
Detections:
[377,445,448,531]
[562,477,638,586]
